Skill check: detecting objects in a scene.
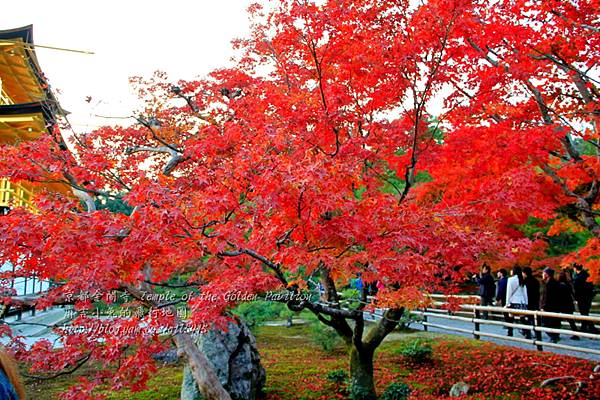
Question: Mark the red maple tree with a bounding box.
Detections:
[0,1,598,399]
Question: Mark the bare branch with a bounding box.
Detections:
[125,145,187,175]
[524,80,553,125]
[71,187,96,212]
[125,145,179,156]
[134,116,181,153]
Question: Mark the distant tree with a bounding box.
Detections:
[94,195,134,215]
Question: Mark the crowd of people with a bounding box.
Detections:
[473,263,597,343]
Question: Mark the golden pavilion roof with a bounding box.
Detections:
[0,25,70,209]
[0,25,63,141]
[0,25,56,104]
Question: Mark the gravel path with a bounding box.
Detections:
[407,314,600,362]
[6,310,600,363]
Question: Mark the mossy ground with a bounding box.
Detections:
[22,324,598,399]
[24,363,183,400]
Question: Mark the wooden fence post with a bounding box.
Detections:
[534,312,543,351]
[474,308,480,340]
[423,308,428,332]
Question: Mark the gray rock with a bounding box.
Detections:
[594,364,600,373]
[540,376,576,387]
[181,319,266,400]
[449,381,469,397]
[152,349,180,364]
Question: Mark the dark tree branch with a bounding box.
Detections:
[276,226,296,249]
[541,164,576,197]
[218,247,288,287]
[307,39,341,157]
[24,352,92,380]
[467,38,501,68]
[318,262,340,306]
[134,116,180,153]
[524,80,553,125]
[550,10,600,33]
[142,279,203,289]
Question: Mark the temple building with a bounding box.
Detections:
[0,25,66,297]
[0,25,65,214]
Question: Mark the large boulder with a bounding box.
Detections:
[181,319,266,400]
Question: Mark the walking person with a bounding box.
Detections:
[522,267,540,335]
[558,269,580,340]
[573,263,598,333]
[540,267,561,343]
[473,263,496,319]
[496,269,508,306]
[505,266,530,339]
[495,268,510,333]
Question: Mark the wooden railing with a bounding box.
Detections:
[427,293,600,309]
[328,291,600,356]
[0,178,35,211]
[410,295,600,356]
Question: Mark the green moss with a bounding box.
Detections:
[22,324,599,400]
[23,364,183,400]
[103,366,183,399]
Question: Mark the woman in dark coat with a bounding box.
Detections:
[541,268,562,343]
[558,269,579,340]
[573,263,597,333]
[522,267,540,335]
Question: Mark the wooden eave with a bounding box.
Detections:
[0,102,48,144]
[0,25,63,115]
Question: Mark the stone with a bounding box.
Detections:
[594,364,600,373]
[151,348,179,365]
[181,319,266,400]
[449,381,469,397]
[540,376,576,387]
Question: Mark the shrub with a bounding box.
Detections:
[350,386,375,400]
[309,318,341,352]
[233,300,286,329]
[327,369,349,395]
[380,382,411,400]
[398,309,421,330]
[396,339,433,364]
[326,369,348,384]
[339,288,361,308]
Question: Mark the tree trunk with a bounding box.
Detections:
[349,345,376,400]
[173,333,232,400]
[122,285,232,400]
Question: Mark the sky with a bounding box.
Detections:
[0,0,253,133]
